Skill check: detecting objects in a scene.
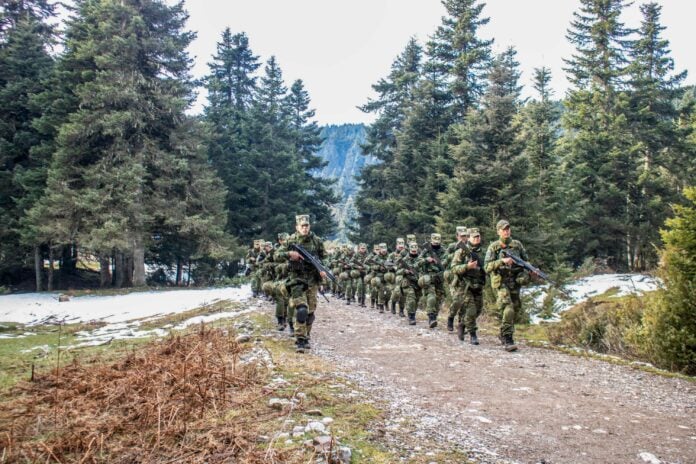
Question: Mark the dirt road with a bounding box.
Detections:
[286,297,696,464]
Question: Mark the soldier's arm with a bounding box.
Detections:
[484,245,503,273]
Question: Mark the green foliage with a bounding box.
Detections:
[633,187,696,374]
[547,294,644,356]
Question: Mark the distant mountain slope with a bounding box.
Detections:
[315,124,376,242]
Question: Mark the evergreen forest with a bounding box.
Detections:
[1,0,694,292]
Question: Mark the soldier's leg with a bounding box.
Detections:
[403,286,417,325]
[289,281,310,350]
[511,288,526,325]
[306,285,318,343]
[497,286,517,350]
[450,289,465,338]
[274,282,287,330]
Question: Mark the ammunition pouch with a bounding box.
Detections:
[384,272,395,284]
[418,274,431,289]
[350,270,360,279]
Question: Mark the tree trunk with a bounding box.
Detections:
[47,246,54,292]
[176,257,183,287]
[113,252,125,288]
[34,246,42,292]
[187,259,192,287]
[99,256,112,288]
[132,234,146,287]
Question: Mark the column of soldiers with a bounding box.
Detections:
[245,217,531,353]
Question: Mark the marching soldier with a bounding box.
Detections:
[246,239,263,297]
[484,219,531,352]
[353,243,369,307]
[276,215,327,353]
[389,238,406,316]
[443,226,469,330]
[449,228,486,344]
[397,241,421,325]
[417,233,446,328]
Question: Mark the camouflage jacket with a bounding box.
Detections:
[450,242,486,288]
[276,232,326,284]
[484,238,529,288]
[397,253,420,287]
[417,243,445,276]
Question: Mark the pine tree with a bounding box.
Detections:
[353,38,424,244]
[0,11,55,287]
[285,79,337,236]
[438,48,526,241]
[425,0,493,123]
[560,0,635,268]
[204,28,261,241]
[513,67,567,266]
[28,0,228,288]
[625,2,688,269]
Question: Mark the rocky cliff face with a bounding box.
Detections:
[315,124,376,241]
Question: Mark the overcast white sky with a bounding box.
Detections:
[182,0,695,126]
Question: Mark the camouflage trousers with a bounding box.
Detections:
[449,285,483,333]
[354,276,365,301]
[420,279,445,316]
[340,272,353,299]
[496,284,522,338]
[272,281,291,320]
[251,271,261,294]
[390,276,405,308]
[370,275,388,305]
[401,284,422,316]
[287,279,319,340]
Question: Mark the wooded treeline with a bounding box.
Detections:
[353,0,695,272]
[0,0,336,290]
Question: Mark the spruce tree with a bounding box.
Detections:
[625,2,688,269]
[0,12,55,287]
[438,48,526,241]
[285,79,337,236]
[425,0,493,123]
[28,0,228,288]
[560,0,635,268]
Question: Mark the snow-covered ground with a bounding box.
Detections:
[0,274,659,344]
[0,285,254,344]
[530,273,659,322]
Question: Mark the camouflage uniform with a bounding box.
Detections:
[389,238,406,315]
[443,226,468,330]
[339,247,355,304]
[449,228,486,344]
[397,242,421,325]
[417,234,446,328]
[484,220,530,351]
[271,233,292,333]
[368,244,390,312]
[352,244,369,307]
[276,215,327,352]
[246,240,263,297]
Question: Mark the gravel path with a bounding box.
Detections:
[275,296,696,464]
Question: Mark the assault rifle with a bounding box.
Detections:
[501,249,571,298]
[289,243,342,301]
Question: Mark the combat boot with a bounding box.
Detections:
[504,334,518,352]
[447,316,454,332]
[345,297,351,305]
[457,323,466,341]
[470,331,479,345]
[390,301,396,314]
[398,303,405,317]
[408,313,416,325]
[428,313,438,329]
[370,298,376,309]
[276,316,286,331]
[359,296,366,307]
[378,304,384,313]
[288,320,295,336]
[295,337,307,353]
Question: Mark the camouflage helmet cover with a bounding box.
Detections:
[496,219,510,230]
[430,233,441,244]
[296,214,310,225]
[456,226,468,236]
[468,227,481,237]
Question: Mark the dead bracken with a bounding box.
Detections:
[0,327,300,463]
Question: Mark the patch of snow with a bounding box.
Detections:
[530,273,659,323]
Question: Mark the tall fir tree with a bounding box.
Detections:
[560,0,635,268]
[204,28,261,241]
[625,2,689,269]
[437,47,526,241]
[353,38,424,244]
[284,79,337,236]
[425,0,493,124]
[0,9,55,287]
[27,0,229,288]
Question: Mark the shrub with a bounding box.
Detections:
[632,187,696,375]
